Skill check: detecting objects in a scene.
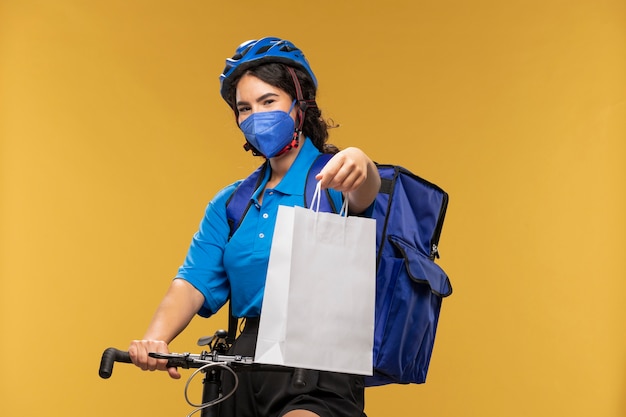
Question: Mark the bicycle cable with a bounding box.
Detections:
[184,361,239,417]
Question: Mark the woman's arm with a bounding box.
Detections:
[315,147,381,214]
[128,278,205,379]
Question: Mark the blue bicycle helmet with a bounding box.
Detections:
[219,37,318,103]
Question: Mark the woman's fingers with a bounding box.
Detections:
[129,339,179,377]
[316,148,367,192]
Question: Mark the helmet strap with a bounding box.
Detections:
[273,134,300,157]
[243,141,263,156]
[286,67,317,135]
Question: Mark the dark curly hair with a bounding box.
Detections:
[224,63,338,154]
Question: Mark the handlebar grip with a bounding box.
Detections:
[99,347,132,379]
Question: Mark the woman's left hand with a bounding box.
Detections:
[315,147,368,193]
[316,147,381,213]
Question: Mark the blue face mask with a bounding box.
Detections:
[239,101,297,158]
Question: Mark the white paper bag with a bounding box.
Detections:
[255,185,376,375]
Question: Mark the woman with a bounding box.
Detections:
[129,37,380,417]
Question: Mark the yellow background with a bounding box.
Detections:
[1,1,624,416]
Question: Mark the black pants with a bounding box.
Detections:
[217,318,367,417]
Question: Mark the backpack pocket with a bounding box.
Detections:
[388,235,452,297]
[367,235,451,386]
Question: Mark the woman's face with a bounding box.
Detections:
[235,73,297,125]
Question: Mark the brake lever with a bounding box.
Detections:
[148,352,206,369]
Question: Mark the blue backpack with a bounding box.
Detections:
[225,153,452,386]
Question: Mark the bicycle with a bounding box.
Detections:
[99,329,308,417]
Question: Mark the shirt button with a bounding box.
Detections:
[268,191,274,195]
[262,213,269,219]
[259,233,265,239]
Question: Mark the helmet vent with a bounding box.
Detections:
[256,45,272,55]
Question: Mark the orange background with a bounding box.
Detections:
[1,1,624,416]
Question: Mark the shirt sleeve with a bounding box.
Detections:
[175,182,239,318]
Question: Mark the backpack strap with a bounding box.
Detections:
[225,161,269,239]
[224,163,268,344]
[226,302,238,345]
[304,153,338,213]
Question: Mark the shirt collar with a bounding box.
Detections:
[266,137,322,197]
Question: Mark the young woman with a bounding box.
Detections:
[129,37,380,417]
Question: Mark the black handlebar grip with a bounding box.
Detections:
[99,347,132,379]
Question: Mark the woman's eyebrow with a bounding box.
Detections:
[237,92,279,107]
[255,92,279,102]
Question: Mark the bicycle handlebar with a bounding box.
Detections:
[98,347,294,381]
[99,347,238,379]
[99,348,132,379]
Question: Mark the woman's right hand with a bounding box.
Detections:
[128,339,181,379]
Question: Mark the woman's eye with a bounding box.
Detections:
[263,99,275,106]
[237,106,251,113]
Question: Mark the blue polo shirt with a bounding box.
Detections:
[176,138,343,318]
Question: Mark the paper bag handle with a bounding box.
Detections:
[311,181,349,217]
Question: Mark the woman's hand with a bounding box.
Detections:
[316,147,368,193]
[128,339,181,379]
[316,147,381,214]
